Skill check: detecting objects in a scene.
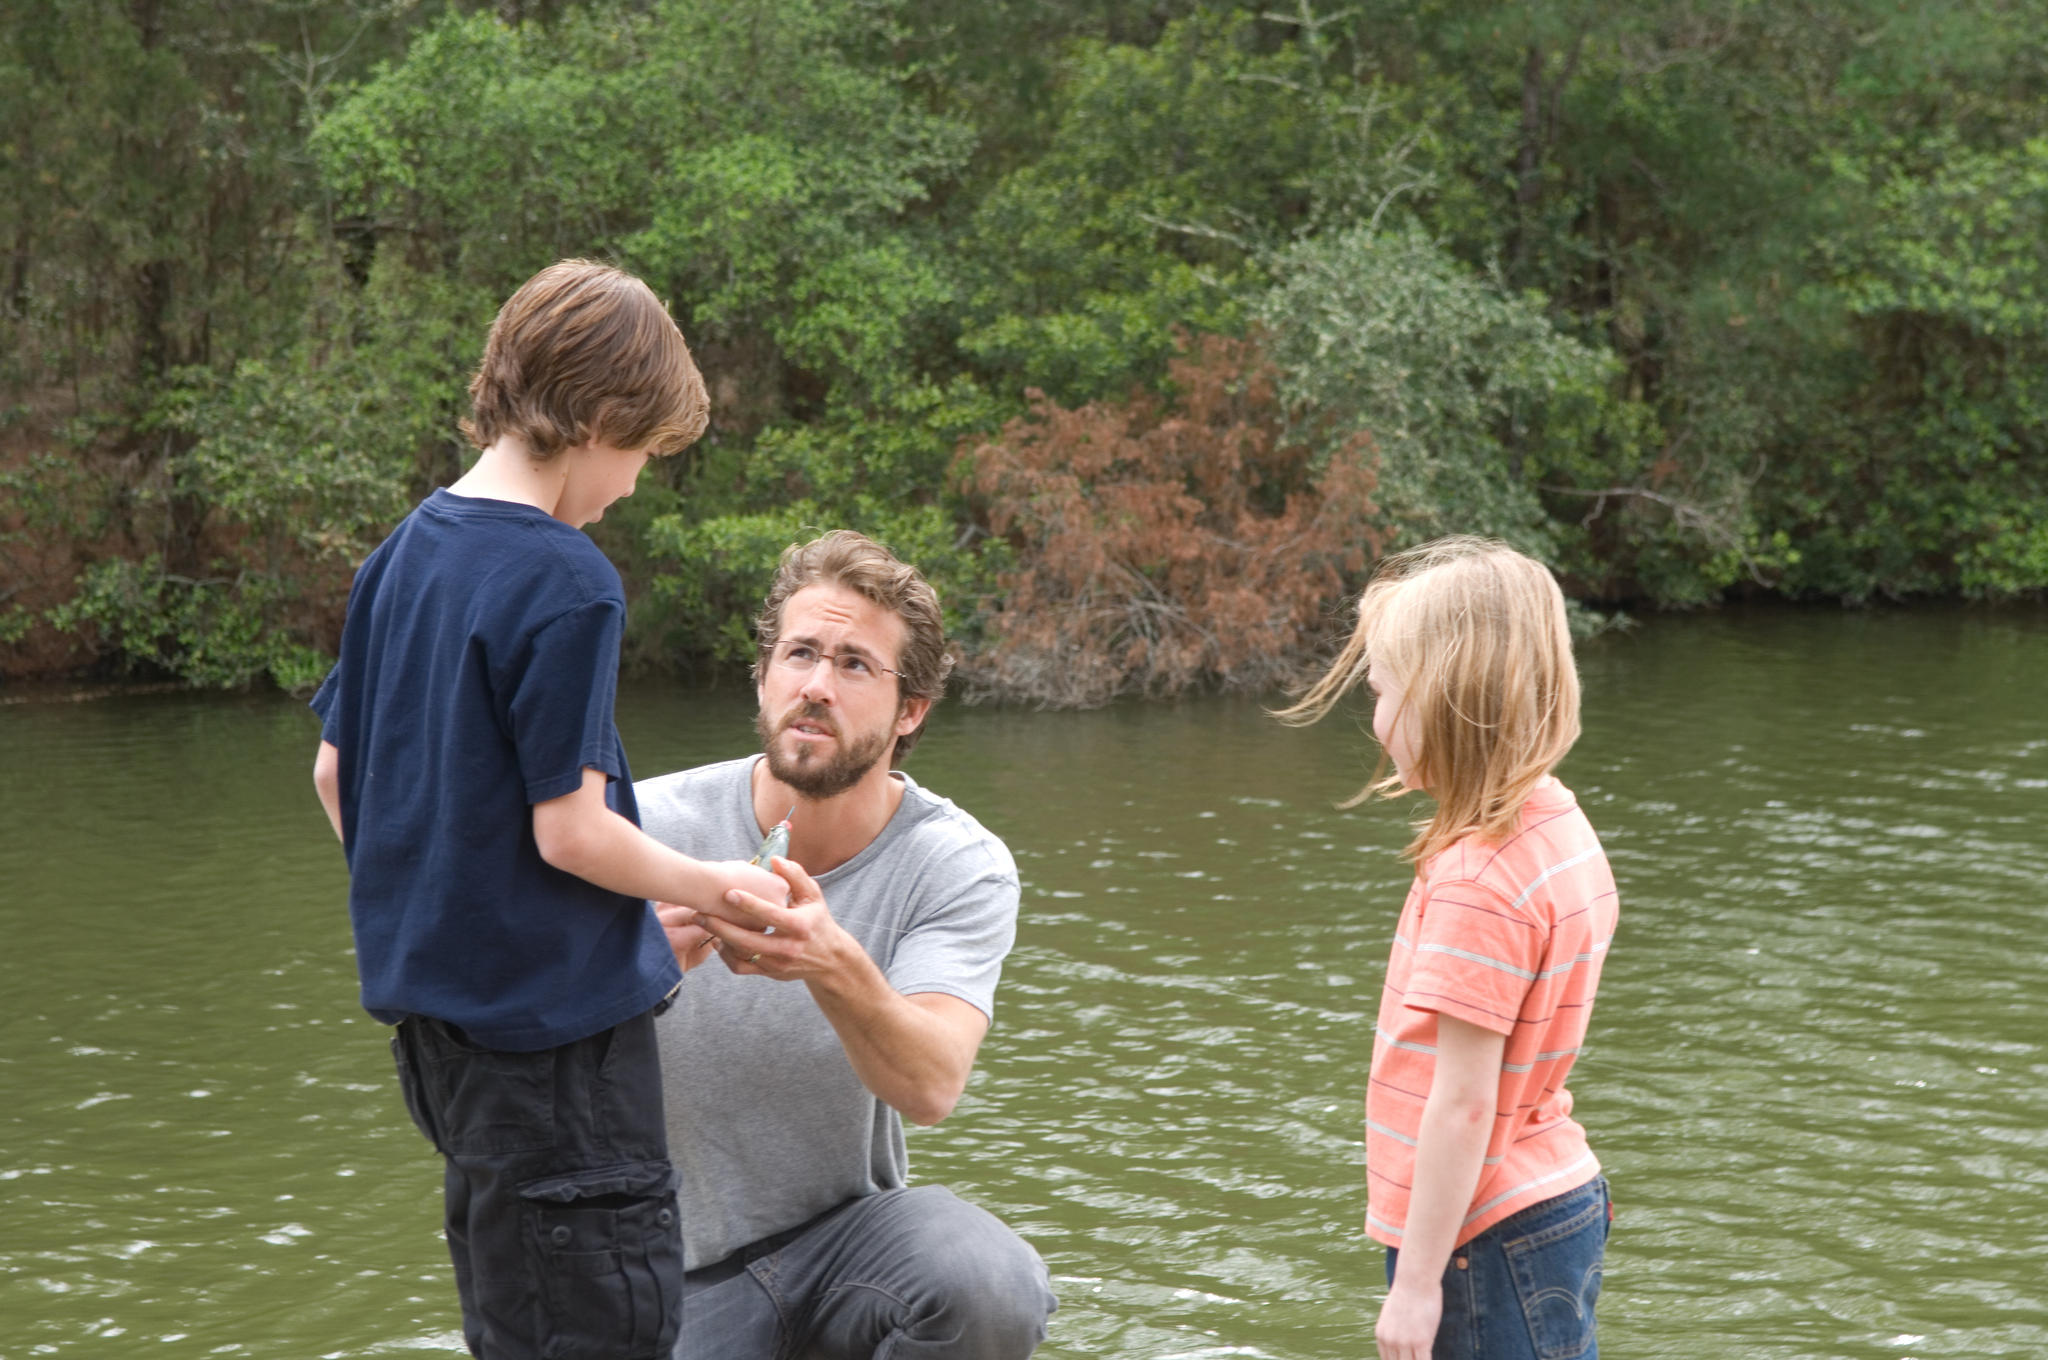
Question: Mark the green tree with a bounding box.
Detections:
[314,1,976,415]
[1253,224,1712,594]
[952,9,1453,405]
[0,0,450,683]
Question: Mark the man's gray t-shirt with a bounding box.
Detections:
[636,756,1019,1270]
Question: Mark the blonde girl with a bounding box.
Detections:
[1279,537,1618,1360]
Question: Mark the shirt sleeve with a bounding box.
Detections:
[885,858,1019,1021]
[309,663,342,745]
[506,600,627,806]
[1401,876,1545,1037]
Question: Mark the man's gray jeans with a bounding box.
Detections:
[675,1185,1056,1359]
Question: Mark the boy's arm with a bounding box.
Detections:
[1374,1014,1507,1360]
[532,767,785,911]
[314,741,344,843]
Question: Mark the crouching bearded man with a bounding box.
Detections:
[638,530,1057,1359]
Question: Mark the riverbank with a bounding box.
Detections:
[0,678,197,706]
[6,595,2043,704]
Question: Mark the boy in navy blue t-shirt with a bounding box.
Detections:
[311,261,785,1360]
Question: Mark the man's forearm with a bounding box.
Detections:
[806,956,982,1126]
[687,858,989,1125]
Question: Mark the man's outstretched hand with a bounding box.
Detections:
[691,856,858,981]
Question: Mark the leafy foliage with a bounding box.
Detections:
[8,0,2048,694]
[1261,227,1626,555]
[313,0,975,413]
[49,255,485,687]
[1776,136,2048,598]
[47,556,331,690]
[954,10,1449,407]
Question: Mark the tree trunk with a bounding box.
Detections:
[134,257,175,380]
[1517,43,1545,210]
[9,223,28,319]
[129,0,164,50]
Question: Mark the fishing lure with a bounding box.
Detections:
[751,806,795,867]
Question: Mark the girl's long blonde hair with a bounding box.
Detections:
[1275,537,1581,862]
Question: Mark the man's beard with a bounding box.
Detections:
[756,701,895,800]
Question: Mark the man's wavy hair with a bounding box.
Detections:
[1275,536,1581,862]
[461,259,708,459]
[753,531,954,764]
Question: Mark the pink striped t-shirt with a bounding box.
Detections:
[1364,776,1618,1248]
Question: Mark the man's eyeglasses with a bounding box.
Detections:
[767,640,906,685]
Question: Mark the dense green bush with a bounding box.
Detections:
[1260,228,1639,560]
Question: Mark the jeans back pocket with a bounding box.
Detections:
[1501,1180,1607,1360]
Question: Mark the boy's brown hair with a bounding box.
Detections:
[461,259,709,459]
[751,530,954,763]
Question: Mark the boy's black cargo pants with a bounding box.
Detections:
[391,1005,683,1360]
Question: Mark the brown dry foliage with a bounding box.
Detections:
[956,333,1382,708]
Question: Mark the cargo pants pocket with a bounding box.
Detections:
[520,1160,683,1360]
[1502,1179,1608,1360]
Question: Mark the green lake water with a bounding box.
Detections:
[3,608,2045,1358]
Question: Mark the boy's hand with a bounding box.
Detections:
[654,902,720,972]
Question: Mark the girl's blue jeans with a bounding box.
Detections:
[1384,1175,1609,1360]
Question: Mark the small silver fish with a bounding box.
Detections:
[750,807,795,866]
